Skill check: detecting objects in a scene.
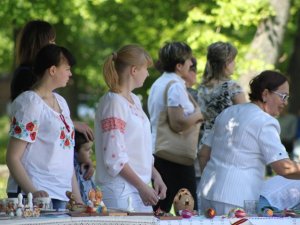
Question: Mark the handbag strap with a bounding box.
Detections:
[163,80,177,107]
[163,80,199,109]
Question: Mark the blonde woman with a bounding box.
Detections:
[94,44,166,212]
[198,42,246,172]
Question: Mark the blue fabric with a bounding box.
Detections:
[51,199,67,210]
[74,153,96,204]
[258,195,279,212]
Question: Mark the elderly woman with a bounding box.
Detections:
[198,70,300,215]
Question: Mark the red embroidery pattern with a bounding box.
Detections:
[101,117,126,134]
[9,117,38,141]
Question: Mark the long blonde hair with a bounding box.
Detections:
[103,44,153,93]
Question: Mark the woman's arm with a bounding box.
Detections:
[6,137,48,198]
[271,158,300,179]
[71,170,84,204]
[119,164,160,206]
[151,166,167,200]
[198,144,211,173]
[232,92,247,104]
[167,106,203,132]
[73,121,94,141]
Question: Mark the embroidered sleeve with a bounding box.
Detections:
[97,95,129,177]
[9,92,41,143]
[101,117,126,133]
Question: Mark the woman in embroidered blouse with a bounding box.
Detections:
[148,42,203,213]
[11,20,94,150]
[199,70,300,215]
[94,44,166,212]
[197,41,246,172]
[6,44,83,209]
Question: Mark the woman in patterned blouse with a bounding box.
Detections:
[197,41,246,172]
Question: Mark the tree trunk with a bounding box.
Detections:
[239,0,290,96]
[287,10,300,114]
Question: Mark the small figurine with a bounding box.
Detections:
[17,193,24,208]
[127,196,134,212]
[88,187,103,207]
[6,201,15,216]
[16,206,23,217]
[27,193,33,210]
[173,188,195,215]
[66,191,76,210]
[86,200,95,213]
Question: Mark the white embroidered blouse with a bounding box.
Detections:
[7,91,75,201]
[94,92,153,190]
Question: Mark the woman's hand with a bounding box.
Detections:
[74,121,94,141]
[137,183,161,206]
[33,190,49,198]
[81,160,95,180]
[152,167,167,200]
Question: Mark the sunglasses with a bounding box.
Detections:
[272,91,289,102]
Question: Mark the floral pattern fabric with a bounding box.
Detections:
[7,91,75,201]
[197,80,243,143]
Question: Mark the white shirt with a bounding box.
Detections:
[7,91,74,201]
[147,72,196,152]
[261,176,300,210]
[94,92,153,192]
[199,103,289,207]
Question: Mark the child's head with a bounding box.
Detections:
[74,131,93,164]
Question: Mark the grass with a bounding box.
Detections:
[0,115,9,198]
[0,176,7,199]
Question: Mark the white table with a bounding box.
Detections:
[0,215,157,225]
[158,216,299,225]
[1,215,300,225]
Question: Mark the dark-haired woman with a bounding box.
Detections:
[11,20,94,145]
[148,42,203,212]
[6,44,82,210]
[199,70,300,215]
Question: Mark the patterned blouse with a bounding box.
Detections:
[197,80,243,143]
[7,91,75,201]
[74,153,96,204]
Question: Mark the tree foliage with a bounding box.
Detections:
[0,0,298,114]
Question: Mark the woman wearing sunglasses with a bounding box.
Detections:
[198,70,300,215]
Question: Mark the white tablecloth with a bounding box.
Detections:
[158,216,299,225]
[1,215,157,225]
[1,215,300,225]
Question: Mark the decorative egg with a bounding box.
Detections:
[205,208,216,218]
[181,209,193,218]
[234,208,247,218]
[263,208,273,217]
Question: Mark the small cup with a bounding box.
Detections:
[6,198,18,210]
[33,197,52,209]
[0,199,6,212]
[244,200,258,216]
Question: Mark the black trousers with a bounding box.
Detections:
[153,155,198,213]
